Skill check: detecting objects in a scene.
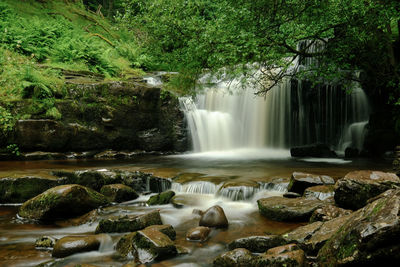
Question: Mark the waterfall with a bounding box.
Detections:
[178,41,370,154]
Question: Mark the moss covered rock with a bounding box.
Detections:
[334,170,400,210]
[228,235,287,253]
[288,172,335,195]
[253,244,305,267]
[317,189,400,265]
[0,176,58,203]
[18,184,109,221]
[147,190,175,205]
[100,184,138,202]
[304,185,335,201]
[257,197,325,222]
[95,210,162,233]
[310,205,352,222]
[213,248,255,267]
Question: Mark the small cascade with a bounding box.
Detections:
[171,181,219,194]
[217,186,260,201]
[259,181,289,192]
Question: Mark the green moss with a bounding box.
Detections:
[147,190,175,205]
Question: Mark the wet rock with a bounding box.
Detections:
[253,244,305,266]
[257,197,325,222]
[199,205,229,228]
[145,224,176,240]
[317,189,400,265]
[146,190,175,205]
[334,170,400,210]
[22,151,67,160]
[288,172,335,195]
[283,192,302,198]
[35,236,57,249]
[192,209,204,216]
[213,248,255,267]
[310,204,352,222]
[284,214,352,254]
[228,235,287,253]
[304,185,335,201]
[52,234,110,258]
[95,210,162,233]
[290,143,337,158]
[0,176,59,203]
[186,226,211,242]
[116,225,177,263]
[217,181,260,200]
[18,184,109,221]
[176,245,190,255]
[100,184,138,203]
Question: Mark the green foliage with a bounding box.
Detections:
[0,106,14,134]
[6,144,20,156]
[45,107,62,120]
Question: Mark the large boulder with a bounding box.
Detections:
[100,184,138,203]
[257,197,325,222]
[290,144,337,158]
[186,226,211,242]
[199,205,229,228]
[317,189,400,265]
[18,184,109,221]
[147,190,175,205]
[334,170,400,210]
[213,248,255,267]
[0,176,59,203]
[52,234,110,258]
[284,214,352,254]
[116,225,177,263]
[253,244,306,267]
[288,172,335,195]
[95,210,162,233]
[228,235,287,253]
[304,185,335,201]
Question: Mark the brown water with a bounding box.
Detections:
[0,153,393,266]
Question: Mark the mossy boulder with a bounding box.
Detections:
[53,170,123,191]
[213,248,255,267]
[334,170,400,210]
[100,184,138,202]
[257,197,325,222]
[116,225,177,263]
[0,176,59,203]
[253,244,305,267]
[310,205,352,222]
[288,172,335,195]
[95,210,162,233]
[52,234,110,258]
[199,205,229,228]
[147,190,175,205]
[18,184,109,221]
[228,235,287,253]
[317,189,400,265]
[35,236,58,249]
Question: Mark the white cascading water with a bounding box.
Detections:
[179,41,371,154]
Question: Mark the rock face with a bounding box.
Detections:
[317,189,400,265]
[258,197,325,222]
[253,244,305,267]
[0,176,58,203]
[288,172,335,195]
[18,184,109,221]
[213,248,254,267]
[284,214,352,254]
[334,170,400,210]
[290,144,337,158]
[52,234,110,258]
[95,210,162,233]
[100,184,138,203]
[310,205,352,222]
[304,185,335,201]
[199,205,229,228]
[116,225,177,263]
[186,226,211,242]
[228,235,287,253]
[9,81,187,153]
[147,190,175,205]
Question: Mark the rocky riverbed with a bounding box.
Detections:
[0,155,396,266]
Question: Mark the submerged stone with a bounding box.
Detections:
[18,184,109,221]
[290,144,337,158]
[199,205,229,228]
[186,226,211,242]
[334,170,400,210]
[257,197,325,222]
[95,210,162,233]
